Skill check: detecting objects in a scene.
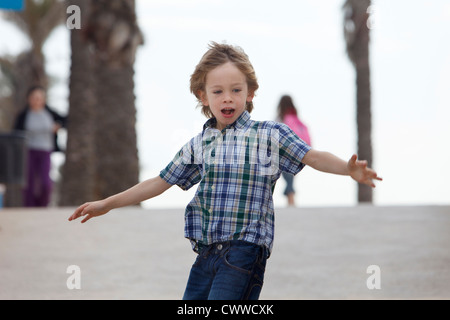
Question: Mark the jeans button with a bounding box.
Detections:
[217,244,223,250]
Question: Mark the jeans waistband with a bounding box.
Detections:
[197,240,268,260]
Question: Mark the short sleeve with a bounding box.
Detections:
[159,136,203,190]
[277,123,311,175]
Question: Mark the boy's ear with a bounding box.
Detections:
[199,90,209,106]
[246,91,255,103]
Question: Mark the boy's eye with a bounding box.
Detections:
[211,89,241,94]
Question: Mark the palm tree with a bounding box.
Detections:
[83,0,143,199]
[343,0,373,203]
[59,0,96,206]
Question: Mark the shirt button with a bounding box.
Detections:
[208,208,213,214]
[211,186,215,190]
[217,244,223,250]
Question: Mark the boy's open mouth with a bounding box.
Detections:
[221,108,235,116]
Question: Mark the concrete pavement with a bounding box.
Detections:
[0,205,449,299]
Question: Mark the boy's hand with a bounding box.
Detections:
[68,200,110,223]
[347,154,382,188]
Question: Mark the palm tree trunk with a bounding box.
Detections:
[59,0,96,206]
[85,0,143,199]
[355,53,372,203]
[93,64,139,199]
[344,0,373,203]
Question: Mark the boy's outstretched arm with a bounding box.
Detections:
[68,176,172,223]
[301,149,382,187]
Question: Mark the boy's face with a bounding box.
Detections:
[200,62,254,131]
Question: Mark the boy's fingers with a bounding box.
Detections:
[81,214,91,223]
[368,168,382,181]
[68,203,89,221]
[68,210,80,221]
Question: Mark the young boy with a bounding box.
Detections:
[68,42,381,300]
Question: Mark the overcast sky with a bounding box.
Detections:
[1,0,449,208]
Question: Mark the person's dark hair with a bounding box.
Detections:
[26,85,46,98]
[277,95,297,121]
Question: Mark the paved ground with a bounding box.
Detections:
[0,205,449,300]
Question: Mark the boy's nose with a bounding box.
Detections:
[223,92,233,103]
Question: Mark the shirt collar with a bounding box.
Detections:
[203,110,252,132]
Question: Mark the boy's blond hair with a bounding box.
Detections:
[190,42,259,118]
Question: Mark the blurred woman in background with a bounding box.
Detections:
[14,86,66,207]
[276,95,311,207]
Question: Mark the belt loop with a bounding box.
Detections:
[199,243,213,258]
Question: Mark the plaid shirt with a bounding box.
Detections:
[159,111,311,254]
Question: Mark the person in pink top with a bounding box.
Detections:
[276,95,311,206]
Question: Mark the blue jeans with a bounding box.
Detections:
[183,240,267,300]
[282,172,295,195]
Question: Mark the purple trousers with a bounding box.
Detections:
[23,149,52,207]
